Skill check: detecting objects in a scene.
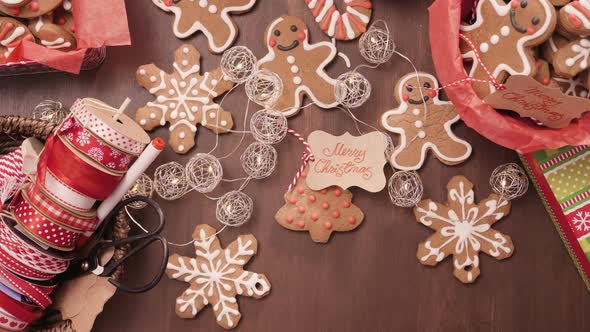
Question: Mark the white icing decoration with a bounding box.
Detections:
[327,11,340,37]
[258,17,338,117]
[182,60,189,66]
[565,39,590,69]
[178,145,185,152]
[0,27,25,46]
[199,0,207,7]
[63,0,72,11]
[140,119,147,125]
[380,73,472,171]
[139,69,146,75]
[479,42,489,53]
[220,120,228,126]
[150,76,157,82]
[290,65,299,73]
[490,35,499,45]
[150,71,167,93]
[418,131,426,139]
[293,76,302,85]
[553,76,587,96]
[208,5,217,14]
[287,56,295,64]
[414,120,423,128]
[500,25,510,36]
[41,38,72,49]
[315,0,334,22]
[460,0,554,94]
[152,0,257,53]
[179,131,186,139]
[183,47,190,53]
[34,17,44,33]
[307,0,370,39]
[150,113,156,119]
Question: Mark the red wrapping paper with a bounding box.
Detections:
[428,0,590,153]
[4,0,130,74]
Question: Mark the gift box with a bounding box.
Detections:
[428,0,590,153]
[0,0,130,76]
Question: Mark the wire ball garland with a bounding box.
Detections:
[250,109,288,145]
[32,100,70,125]
[334,71,372,108]
[245,69,284,108]
[359,21,396,65]
[220,46,258,84]
[388,171,424,208]
[123,173,154,209]
[185,153,223,193]
[240,142,277,179]
[216,191,254,227]
[489,163,529,201]
[154,162,189,201]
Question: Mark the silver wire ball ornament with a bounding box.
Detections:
[185,153,223,193]
[220,46,258,84]
[359,22,396,65]
[154,162,189,201]
[388,171,424,208]
[32,100,70,125]
[245,69,283,107]
[334,71,372,108]
[123,173,154,209]
[240,142,277,179]
[250,109,288,145]
[216,191,254,227]
[490,163,529,201]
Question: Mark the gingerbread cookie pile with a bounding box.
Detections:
[460,0,590,99]
[0,0,75,63]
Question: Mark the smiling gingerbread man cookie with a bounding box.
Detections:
[381,72,472,171]
[460,0,556,98]
[258,15,338,117]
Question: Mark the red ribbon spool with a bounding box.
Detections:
[0,266,53,309]
[38,135,122,201]
[0,244,54,281]
[0,290,41,325]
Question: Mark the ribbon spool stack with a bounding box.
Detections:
[0,98,153,331]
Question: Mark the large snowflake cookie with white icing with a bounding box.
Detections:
[152,0,256,53]
[460,0,556,97]
[414,175,514,284]
[135,44,234,154]
[166,224,271,329]
[258,15,338,117]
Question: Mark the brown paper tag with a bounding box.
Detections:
[306,131,387,193]
[484,75,590,128]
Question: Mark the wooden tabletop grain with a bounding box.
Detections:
[1,0,589,331]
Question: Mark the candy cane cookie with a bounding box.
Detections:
[305,0,373,41]
[0,18,32,63]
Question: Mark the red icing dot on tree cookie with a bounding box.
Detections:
[333,189,342,197]
[297,206,306,214]
[297,187,305,194]
[308,195,316,203]
[297,221,306,229]
[321,202,330,209]
[289,197,297,204]
[342,201,351,208]
[348,216,356,225]
[29,2,39,11]
[323,222,332,230]
[311,213,319,221]
[286,216,294,224]
[332,210,340,218]
[320,189,328,195]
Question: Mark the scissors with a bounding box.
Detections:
[60,196,169,293]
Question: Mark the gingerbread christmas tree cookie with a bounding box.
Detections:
[258,15,338,117]
[135,44,234,154]
[381,72,472,171]
[275,167,364,243]
[152,0,257,53]
[166,224,271,329]
[414,175,514,283]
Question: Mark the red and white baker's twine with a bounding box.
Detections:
[458,33,505,90]
[286,128,315,193]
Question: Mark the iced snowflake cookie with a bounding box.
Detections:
[0,17,32,62]
[135,44,235,154]
[553,38,590,78]
[275,166,364,243]
[460,0,556,97]
[381,72,472,171]
[305,0,373,41]
[414,175,514,283]
[258,15,338,117]
[166,224,271,329]
[152,0,256,53]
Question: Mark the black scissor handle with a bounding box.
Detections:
[105,234,169,293]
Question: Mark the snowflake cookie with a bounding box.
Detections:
[413,175,514,283]
[152,0,256,53]
[166,224,271,329]
[135,44,235,154]
[275,167,364,243]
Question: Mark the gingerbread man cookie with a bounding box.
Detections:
[557,0,590,36]
[381,72,472,171]
[460,0,556,97]
[166,224,271,329]
[258,15,338,117]
[135,44,235,154]
[275,166,364,243]
[0,0,62,18]
[0,17,32,62]
[306,0,373,41]
[152,0,256,53]
[28,15,76,52]
[414,175,514,283]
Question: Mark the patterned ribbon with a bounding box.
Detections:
[0,290,40,325]
[286,128,315,193]
[0,265,54,309]
[0,244,53,281]
[58,117,136,173]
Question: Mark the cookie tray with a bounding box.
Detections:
[0,47,106,77]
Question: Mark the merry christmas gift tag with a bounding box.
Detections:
[306,131,387,192]
[484,75,590,128]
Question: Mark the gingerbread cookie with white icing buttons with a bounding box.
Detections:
[0,0,62,18]
[460,0,557,98]
[28,14,77,52]
[0,17,33,63]
[258,15,338,117]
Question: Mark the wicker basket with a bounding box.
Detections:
[0,115,130,332]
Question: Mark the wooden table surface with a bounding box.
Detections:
[1,0,589,331]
